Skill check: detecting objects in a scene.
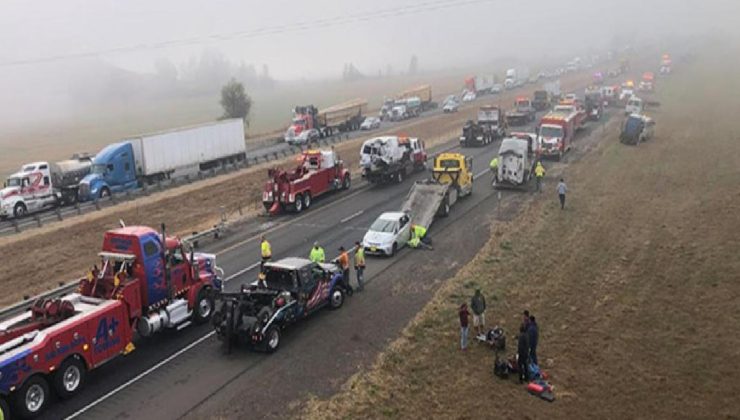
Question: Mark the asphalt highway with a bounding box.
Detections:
[31,109,559,419]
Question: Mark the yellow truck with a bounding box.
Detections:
[401,152,473,229]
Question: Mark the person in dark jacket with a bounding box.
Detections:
[528,315,539,365]
[470,289,487,336]
[517,325,530,383]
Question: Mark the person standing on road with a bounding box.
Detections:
[517,325,530,383]
[459,303,470,351]
[489,156,499,186]
[534,161,546,193]
[470,289,487,337]
[528,315,539,366]
[556,178,568,210]
[337,246,352,294]
[309,241,325,263]
[260,235,272,270]
[354,241,366,291]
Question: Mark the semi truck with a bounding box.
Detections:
[504,67,529,89]
[537,110,577,160]
[505,97,537,126]
[78,119,246,201]
[532,90,552,111]
[398,85,435,110]
[464,75,495,95]
[0,154,93,219]
[262,149,351,215]
[285,99,367,144]
[477,105,507,140]
[400,152,473,230]
[0,224,222,419]
[379,85,435,120]
[493,132,537,190]
[360,136,427,184]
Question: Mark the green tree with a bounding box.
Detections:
[220,78,252,125]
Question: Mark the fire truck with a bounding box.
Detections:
[0,225,222,418]
[262,149,351,215]
[537,110,577,161]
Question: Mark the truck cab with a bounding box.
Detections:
[285,105,320,144]
[0,163,53,218]
[495,133,537,189]
[79,142,139,201]
[625,96,644,115]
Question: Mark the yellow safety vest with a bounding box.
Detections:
[535,164,545,178]
[261,240,272,258]
[355,248,365,267]
[413,225,427,239]
[310,247,325,263]
[489,158,499,169]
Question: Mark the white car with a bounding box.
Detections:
[362,211,411,256]
[491,84,503,94]
[462,91,477,102]
[360,117,381,130]
[442,100,459,113]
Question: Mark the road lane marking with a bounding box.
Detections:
[340,210,364,223]
[65,331,216,419]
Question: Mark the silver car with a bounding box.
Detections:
[360,117,381,130]
[362,212,412,256]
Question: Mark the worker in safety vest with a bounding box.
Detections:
[489,157,499,186]
[309,241,325,263]
[260,235,272,269]
[354,241,366,291]
[409,224,431,250]
[337,246,353,294]
[534,161,546,193]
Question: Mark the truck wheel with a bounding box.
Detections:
[14,376,49,419]
[1,397,10,420]
[99,187,110,199]
[53,356,86,399]
[342,174,351,190]
[293,194,303,213]
[263,326,281,353]
[13,203,27,218]
[329,288,345,309]
[193,287,214,324]
[303,192,312,210]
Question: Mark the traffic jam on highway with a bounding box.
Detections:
[0,50,670,419]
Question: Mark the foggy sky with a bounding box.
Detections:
[0,0,735,79]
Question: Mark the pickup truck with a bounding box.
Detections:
[211,258,347,353]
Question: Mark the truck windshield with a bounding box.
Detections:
[540,126,563,138]
[6,177,21,187]
[291,118,305,126]
[369,218,398,233]
[438,159,461,169]
[92,164,108,175]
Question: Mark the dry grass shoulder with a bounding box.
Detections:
[302,51,740,419]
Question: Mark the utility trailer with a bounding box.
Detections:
[0,225,222,419]
[360,136,427,184]
[400,153,473,230]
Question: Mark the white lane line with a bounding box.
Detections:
[65,331,215,419]
[474,169,491,180]
[225,261,260,282]
[340,210,364,223]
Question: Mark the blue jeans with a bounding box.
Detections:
[355,266,365,290]
[460,326,469,349]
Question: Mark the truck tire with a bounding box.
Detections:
[1,397,10,420]
[293,194,303,213]
[53,355,86,399]
[14,375,49,419]
[13,203,27,218]
[329,287,345,310]
[99,187,110,199]
[193,287,214,324]
[303,192,312,210]
[263,326,281,353]
[342,174,351,190]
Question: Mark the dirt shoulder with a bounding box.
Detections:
[0,71,595,307]
[301,51,740,418]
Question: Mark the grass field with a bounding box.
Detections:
[301,47,740,419]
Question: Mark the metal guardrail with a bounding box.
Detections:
[0,134,352,237]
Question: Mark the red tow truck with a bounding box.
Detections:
[553,99,587,131]
[0,225,221,419]
[263,149,351,215]
[536,110,577,161]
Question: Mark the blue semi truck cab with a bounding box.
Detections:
[78,142,139,201]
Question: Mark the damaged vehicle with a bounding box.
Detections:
[211,257,348,353]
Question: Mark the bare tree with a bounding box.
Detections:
[220,78,252,125]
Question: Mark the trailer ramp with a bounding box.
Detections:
[400,180,448,229]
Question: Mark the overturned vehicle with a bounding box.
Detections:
[211,257,348,353]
